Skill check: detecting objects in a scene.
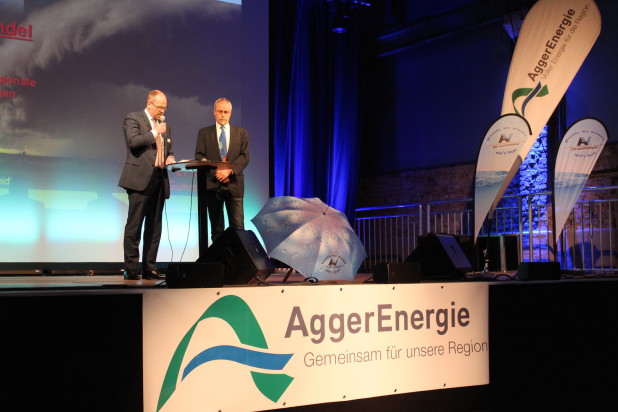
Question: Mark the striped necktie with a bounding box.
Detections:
[219,126,227,160]
[154,119,164,168]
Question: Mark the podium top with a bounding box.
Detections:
[168,160,237,172]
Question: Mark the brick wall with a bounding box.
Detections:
[357,141,617,208]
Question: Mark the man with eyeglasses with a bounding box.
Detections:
[195,97,250,242]
[118,90,176,280]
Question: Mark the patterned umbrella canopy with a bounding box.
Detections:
[251,196,367,281]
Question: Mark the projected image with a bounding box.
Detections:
[0,0,269,263]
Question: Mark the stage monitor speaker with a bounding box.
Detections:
[405,233,472,279]
[517,261,561,281]
[373,262,421,284]
[197,228,275,285]
[166,262,224,288]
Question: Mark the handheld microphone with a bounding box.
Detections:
[158,115,166,123]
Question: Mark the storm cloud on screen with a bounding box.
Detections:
[0,0,240,159]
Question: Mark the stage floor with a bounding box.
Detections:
[1,267,616,292]
[0,269,374,291]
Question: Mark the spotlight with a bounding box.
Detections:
[328,0,371,34]
[331,2,350,34]
[332,10,350,33]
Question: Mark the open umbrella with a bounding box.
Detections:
[251,196,367,281]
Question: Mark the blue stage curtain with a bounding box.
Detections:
[271,0,364,221]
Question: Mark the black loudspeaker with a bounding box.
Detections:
[166,262,224,288]
[197,228,275,285]
[373,262,421,284]
[405,233,473,279]
[517,262,561,281]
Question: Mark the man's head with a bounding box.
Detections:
[146,90,167,121]
[213,98,232,127]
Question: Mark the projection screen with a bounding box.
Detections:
[0,0,269,264]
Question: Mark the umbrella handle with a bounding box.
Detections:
[282,267,294,282]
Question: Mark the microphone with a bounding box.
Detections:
[158,115,165,123]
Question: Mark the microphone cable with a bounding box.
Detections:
[163,196,174,264]
[163,167,196,265]
[179,171,197,262]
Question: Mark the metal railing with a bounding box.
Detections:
[355,204,422,269]
[355,185,618,272]
[558,188,617,271]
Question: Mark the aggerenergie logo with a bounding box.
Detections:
[156,295,294,411]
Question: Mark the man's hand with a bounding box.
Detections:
[165,156,176,166]
[154,121,167,135]
[215,168,233,183]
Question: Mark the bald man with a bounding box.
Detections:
[119,90,175,280]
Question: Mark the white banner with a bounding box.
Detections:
[554,118,608,238]
[474,114,531,241]
[143,283,489,412]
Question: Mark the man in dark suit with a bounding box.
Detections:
[118,90,175,280]
[195,97,250,242]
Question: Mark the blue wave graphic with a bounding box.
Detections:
[182,345,293,380]
[475,170,508,187]
[521,82,542,117]
[554,172,589,189]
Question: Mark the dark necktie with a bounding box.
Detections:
[219,126,227,161]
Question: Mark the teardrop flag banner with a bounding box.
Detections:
[553,118,608,240]
[474,114,531,242]
[474,0,601,242]
[502,0,601,154]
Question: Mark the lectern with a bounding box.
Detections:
[167,160,235,259]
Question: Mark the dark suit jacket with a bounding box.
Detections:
[118,110,172,199]
[195,124,250,198]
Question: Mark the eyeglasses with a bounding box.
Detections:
[149,102,168,111]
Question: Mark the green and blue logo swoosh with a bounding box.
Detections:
[511,82,549,117]
[156,295,294,411]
